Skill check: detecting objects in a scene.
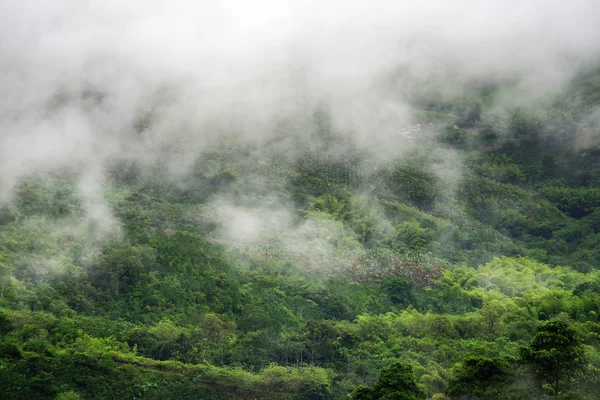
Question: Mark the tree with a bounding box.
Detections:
[299,320,341,365]
[296,382,333,400]
[480,300,507,336]
[377,159,440,211]
[520,320,588,397]
[445,357,511,399]
[91,245,155,297]
[381,277,417,308]
[350,362,426,400]
[0,255,13,298]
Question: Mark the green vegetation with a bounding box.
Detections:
[1,68,600,399]
[351,362,426,400]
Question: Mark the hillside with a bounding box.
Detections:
[2,2,600,399]
[1,66,600,399]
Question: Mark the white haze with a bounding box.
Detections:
[1,0,600,248]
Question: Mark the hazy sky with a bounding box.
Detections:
[1,0,599,203]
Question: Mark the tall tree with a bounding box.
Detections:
[350,362,426,400]
[520,320,588,397]
[445,357,512,399]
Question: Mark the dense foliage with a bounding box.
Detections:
[1,68,600,399]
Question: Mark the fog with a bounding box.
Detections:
[1,0,599,253]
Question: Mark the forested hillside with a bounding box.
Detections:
[1,65,600,399]
[2,1,600,399]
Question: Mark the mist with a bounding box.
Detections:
[1,0,600,256]
[3,4,600,398]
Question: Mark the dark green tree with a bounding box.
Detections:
[0,255,13,298]
[350,362,426,400]
[520,320,588,397]
[296,382,334,400]
[377,159,440,211]
[445,357,511,399]
[381,277,417,308]
[300,320,342,365]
